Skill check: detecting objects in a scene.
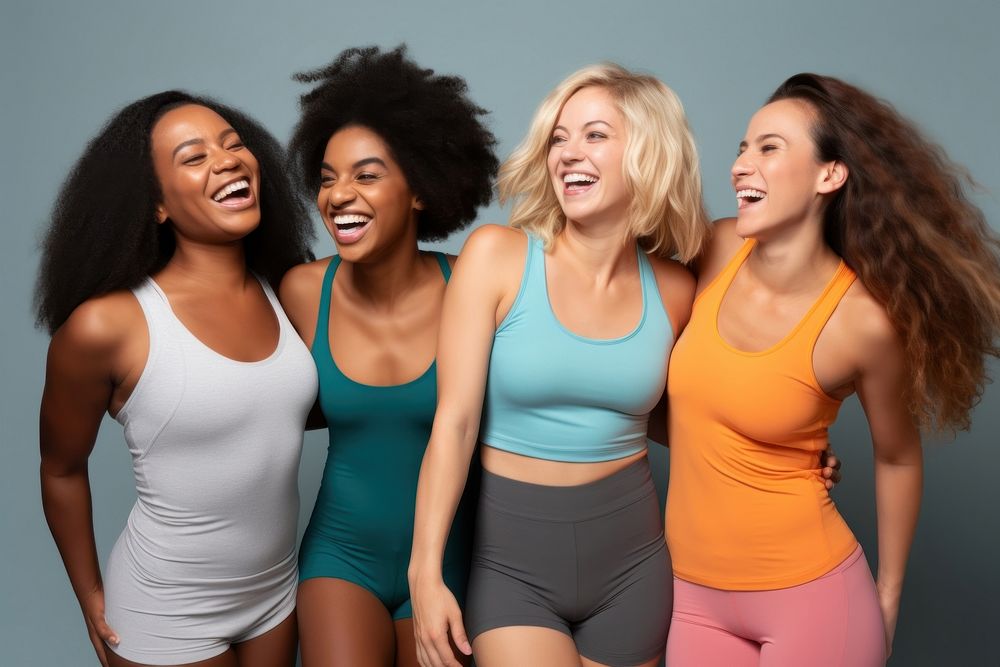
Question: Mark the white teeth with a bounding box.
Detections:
[333,215,372,227]
[736,188,767,200]
[563,173,598,184]
[212,179,250,202]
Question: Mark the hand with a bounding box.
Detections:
[876,582,900,659]
[820,448,842,490]
[79,587,120,667]
[410,574,472,667]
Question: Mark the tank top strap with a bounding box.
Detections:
[791,261,857,347]
[432,251,452,282]
[312,257,342,360]
[700,238,756,310]
[637,248,670,323]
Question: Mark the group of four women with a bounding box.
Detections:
[37,45,1000,667]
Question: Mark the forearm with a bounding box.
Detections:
[409,420,477,582]
[40,466,104,606]
[873,454,923,595]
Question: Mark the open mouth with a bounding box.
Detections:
[332,214,373,244]
[563,172,599,195]
[211,179,254,209]
[736,188,767,209]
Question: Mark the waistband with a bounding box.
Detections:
[479,457,657,522]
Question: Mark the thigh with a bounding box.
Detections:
[473,626,581,667]
[394,618,471,667]
[750,550,885,667]
[106,650,239,667]
[574,488,671,666]
[665,618,759,667]
[296,578,396,667]
[573,541,672,666]
[233,611,297,667]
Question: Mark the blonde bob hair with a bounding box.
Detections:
[498,63,709,261]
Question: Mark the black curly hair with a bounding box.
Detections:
[288,45,498,242]
[34,90,315,334]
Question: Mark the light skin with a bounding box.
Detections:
[698,97,922,656]
[278,125,466,667]
[408,86,695,667]
[39,104,296,667]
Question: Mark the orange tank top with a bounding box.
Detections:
[665,239,858,591]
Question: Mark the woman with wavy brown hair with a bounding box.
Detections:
[665,73,1000,666]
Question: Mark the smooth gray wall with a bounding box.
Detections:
[3,1,997,665]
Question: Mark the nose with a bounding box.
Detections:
[211,149,240,173]
[731,152,754,179]
[328,179,356,207]
[558,136,585,164]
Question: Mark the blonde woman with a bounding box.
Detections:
[408,64,708,667]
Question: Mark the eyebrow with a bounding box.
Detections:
[552,120,614,133]
[171,128,239,158]
[738,133,787,150]
[320,157,389,171]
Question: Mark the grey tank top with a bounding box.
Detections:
[114,276,317,581]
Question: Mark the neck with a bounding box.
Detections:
[341,228,427,309]
[746,219,840,294]
[557,217,635,288]
[163,237,250,292]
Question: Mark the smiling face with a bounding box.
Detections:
[151,104,261,243]
[546,86,630,230]
[731,98,846,240]
[316,125,422,262]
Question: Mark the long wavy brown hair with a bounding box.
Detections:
[769,74,1000,432]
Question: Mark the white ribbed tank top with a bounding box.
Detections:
[112,276,317,582]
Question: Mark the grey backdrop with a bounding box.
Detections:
[3,1,997,665]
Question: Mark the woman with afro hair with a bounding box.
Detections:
[279,46,498,666]
[665,74,1000,665]
[37,92,316,666]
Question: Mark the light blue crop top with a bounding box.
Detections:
[479,233,673,462]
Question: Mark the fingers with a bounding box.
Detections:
[449,610,472,656]
[86,626,111,667]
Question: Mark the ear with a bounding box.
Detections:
[817,160,848,194]
[155,204,168,225]
[413,196,425,212]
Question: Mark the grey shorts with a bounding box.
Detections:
[465,458,671,666]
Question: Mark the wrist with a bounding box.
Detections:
[876,578,903,600]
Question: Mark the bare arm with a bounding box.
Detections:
[409,226,522,667]
[279,260,330,431]
[854,312,923,657]
[646,257,696,447]
[40,300,136,666]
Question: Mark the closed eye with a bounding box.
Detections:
[183,154,206,165]
[586,131,607,141]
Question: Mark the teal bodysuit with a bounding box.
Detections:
[299,253,478,620]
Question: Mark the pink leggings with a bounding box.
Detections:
[666,547,886,666]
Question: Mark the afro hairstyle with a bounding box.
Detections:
[288,45,498,241]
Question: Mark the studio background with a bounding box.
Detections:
[2,1,997,665]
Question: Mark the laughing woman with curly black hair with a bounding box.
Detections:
[278,46,498,666]
[37,92,316,667]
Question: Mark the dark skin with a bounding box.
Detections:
[39,104,297,667]
[279,125,468,667]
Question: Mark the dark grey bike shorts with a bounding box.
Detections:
[465,457,672,666]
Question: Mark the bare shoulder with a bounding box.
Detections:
[456,225,528,277]
[279,257,331,302]
[461,224,526,256]
[279,257,333,345]
[52,290,142,355]
[696,218,746,287]
[647,255,696,334]
[838,281,901,362]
